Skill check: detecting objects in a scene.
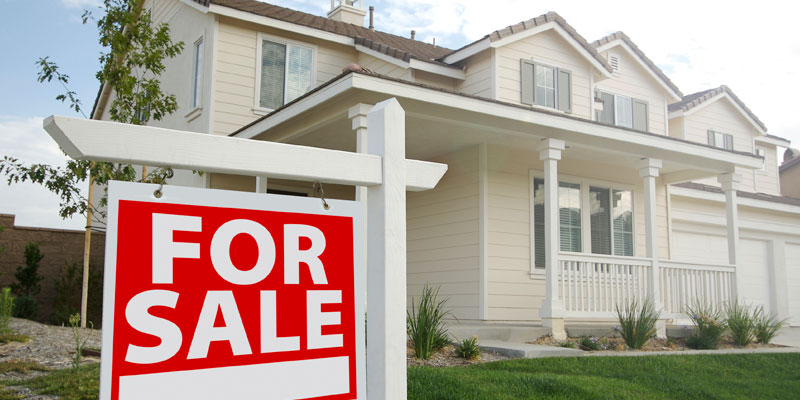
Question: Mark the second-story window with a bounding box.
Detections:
[595,90,648,131]
[257,36,314,111]
[520,60,571,112]
[191,37,204,110]
[707,130,733,150]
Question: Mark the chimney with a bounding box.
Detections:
[369,6,374,31]
[328,0,367,26]
[410,30,416,40]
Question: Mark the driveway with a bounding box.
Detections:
[774,327,800,347]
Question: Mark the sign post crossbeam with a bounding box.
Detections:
[43,115,446,191]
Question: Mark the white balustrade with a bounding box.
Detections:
[659,260,735,317]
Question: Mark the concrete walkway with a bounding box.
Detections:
[773,327,800,348]
[480,340,584,358]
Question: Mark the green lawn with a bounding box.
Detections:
[408,353,800,399]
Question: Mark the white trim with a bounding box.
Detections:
[206,13,218,134]
[670,185,800,215]
[234,73,763,171]
[595,40,682,101]
[408,59,465,80]
[190,36,205,111]
[254,32,318,113]
[355,44,408,69]
[478,143,488,320]
[209,3,354,46]
[682,92,767,135]
[179,0,210,14]
[441,37,491,64]
[490,48,498,99]
[755,135,791,147]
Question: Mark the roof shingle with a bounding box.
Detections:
[668,85,768,132]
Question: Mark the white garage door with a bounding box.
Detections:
[672,230,728,264]
[738,239,771,314]
[787,243,800,326]
[672,231,771,313]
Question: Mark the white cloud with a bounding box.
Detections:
[0,116,86,230]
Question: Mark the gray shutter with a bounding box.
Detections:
[632,99,648,131]
[596,91,614,124]
[520,60,534,105]
[724,134,733,150]
[556,68,572,112]
[707,130,716,146]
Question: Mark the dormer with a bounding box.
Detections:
[590,32,683,135]
[446,12,613,119]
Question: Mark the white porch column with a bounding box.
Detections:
[255,176,267,193]
[366,98,406,399]
[718,172,743,300]
[348,103,371,202]
[637,158,665,338]
[537,138,566,340]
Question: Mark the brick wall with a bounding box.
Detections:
[0,213,105,323]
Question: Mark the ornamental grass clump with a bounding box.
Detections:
[0,288,14,334]
[616,298,658,349]
[685,301,726,349]
[753,306,786,344]
[725,300,757,347]
[407,284,451,360]
[456,336,481,360]
[578,336,601,351]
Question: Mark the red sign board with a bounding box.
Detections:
[100,182,365,400]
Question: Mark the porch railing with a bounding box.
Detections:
[659,260,735,317]
[557,252,653,318]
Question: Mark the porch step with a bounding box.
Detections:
[447,322,550,343]
[479,340,584,359]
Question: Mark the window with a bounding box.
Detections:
[532,179,582,269]
[520,60,571,112]
[257,37,314,111]
[191,38,204,110]
[532,175,634,271]
[595,90,648,132]
[707,130,733,150]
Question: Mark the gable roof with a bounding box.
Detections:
[439,12,613,75]
[195,0,452,64]
[668,85,768,133]
[590,31,683,99]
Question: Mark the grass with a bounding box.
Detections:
[0,361,49,400]
[0,333,29,345]
[0,362,97,400]
[408,353,800,399]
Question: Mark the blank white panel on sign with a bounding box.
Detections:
[118,356,349,400]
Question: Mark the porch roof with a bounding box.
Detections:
[232,70,762,182]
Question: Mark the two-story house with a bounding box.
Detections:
[91,0,800,339]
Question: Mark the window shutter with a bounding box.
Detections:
[520,60,534,105]
[707,130,716,146]
[632,99,648,132]
[596,92,615,124]
[556,69,572,112]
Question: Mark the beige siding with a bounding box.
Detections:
[667,116,684,139]
[413,70,456,91]
[484,144,670,321]
[356,53,411,80]
[495,29,593,119]
[782,165,800,198]
[684,99,764,193]
[407,147,480,320]
[456,49,493,98]
[213,17,358,135]
[754,144,780,195]
[596,48,668,135]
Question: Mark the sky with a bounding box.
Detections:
[1,0,799,230]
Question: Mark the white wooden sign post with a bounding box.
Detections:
[44,98,446,400]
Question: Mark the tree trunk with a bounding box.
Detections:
[80,175,95,328]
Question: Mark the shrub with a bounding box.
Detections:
[753,306,786,344]
[616,297,658,349]
[11,242,44,319]
[685,301,726,349]
[407,284,451,360]
[456,336,481,360]
[558,341,576,348]
[51,262,104,327]
[0,288,14,334]
[725,300,756,347]
[69,313,93,369]
[578,336,600,351]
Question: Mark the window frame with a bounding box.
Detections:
[755,146,768,173]
[528,170,636,278]
[254,33,317,114]
[190,36,204,111]
[707,130,734,150]
[594,89,649,132]
[520,59,572,113]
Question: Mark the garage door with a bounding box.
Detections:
[672,230,728,264]
[738,239,771,314]
[787,243,800,326]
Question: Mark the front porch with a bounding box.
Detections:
[219,72,762,339]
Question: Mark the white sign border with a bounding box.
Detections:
[100,180,366,400]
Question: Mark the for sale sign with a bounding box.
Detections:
[100,181,365,400]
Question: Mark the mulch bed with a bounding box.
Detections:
[530,334,784,352]
[407,343,512,367]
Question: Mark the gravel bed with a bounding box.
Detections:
[407,343,513,367]
[0,318,101,371]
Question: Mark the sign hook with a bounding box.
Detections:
[312,181,330,210]
[153,167,174,198]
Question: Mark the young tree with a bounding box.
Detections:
[0,0,183,327]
